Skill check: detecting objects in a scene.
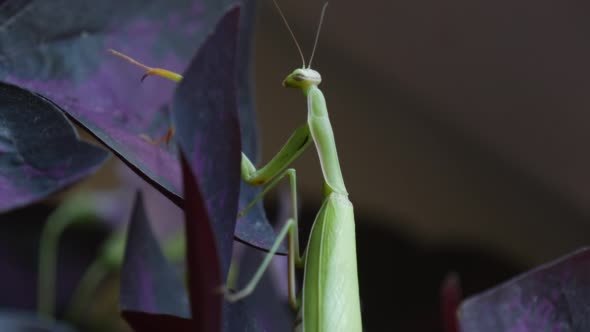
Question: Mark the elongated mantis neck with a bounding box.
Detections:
[282,67,346,195]
[305,85,348,196]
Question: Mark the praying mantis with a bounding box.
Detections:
[111,1,362,331]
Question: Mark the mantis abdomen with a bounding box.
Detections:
[302,192,362,332]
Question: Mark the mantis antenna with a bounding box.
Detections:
[308,2,328,69]
[272,0,306,68]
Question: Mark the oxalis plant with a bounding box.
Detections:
[0,1,589,331]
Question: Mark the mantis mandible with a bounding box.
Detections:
[110,2,362,330]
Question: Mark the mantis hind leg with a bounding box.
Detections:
[224,168,303,310]
[224,218,300,309]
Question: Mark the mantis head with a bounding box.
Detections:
[273,0,328,90]
[283,68,322,89]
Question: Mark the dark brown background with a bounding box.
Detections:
[251,0,590,266]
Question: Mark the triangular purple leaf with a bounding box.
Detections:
[180,155,222,332]
[0,0,280,253]
[121,164,260,331]
[459,247,590,331]
[172,6,241,279]
[120,192,191,330]
[120,6,273,331]
[182,154,262,331]
[0,83,108,212]
[441,273,461,332]
[233,0,286,255]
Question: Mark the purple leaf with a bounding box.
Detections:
[0,0,280,253]
[122,152,259,332]
[441,273,461,332]
[234,244,294,332]
[120,7,271,331]
[223,301,261,332]
[120,192,190,325]
[180,154,222,332]
[172,5,240,278]
[0,311,75,332]
[121,185,247,332]
[0,0,207,204]
[232,0,284,254]
[459,247,590,331]
[0,83,108,212]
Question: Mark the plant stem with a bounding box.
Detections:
[38,212,65,317]
[65,258,108,321]
[37,195,95,318]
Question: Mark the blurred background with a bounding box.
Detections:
[3,0,590,331]
[255,0,590,267]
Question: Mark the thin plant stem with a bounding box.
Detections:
[65,258,108,321]
[37,195,95,318]
[38,211,70,317]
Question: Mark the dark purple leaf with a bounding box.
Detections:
[223,301,261,332]
[232,0,283,254]
[233,244,294,332]
[181,155,222,332]
[0,83,108,212]
[172,5,241,279]
[121,7,270,331]
[0,311,75,332]
[0,0,208,205]
[0,0,280,252]
[120,192,191,330]
[122,153,258,332]
[440,273,461,332]
[459,247,590,331]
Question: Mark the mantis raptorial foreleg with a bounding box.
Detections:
[240,124,311,185]
[225,126,312,310]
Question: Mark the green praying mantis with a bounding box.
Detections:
[111,1,362,331]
